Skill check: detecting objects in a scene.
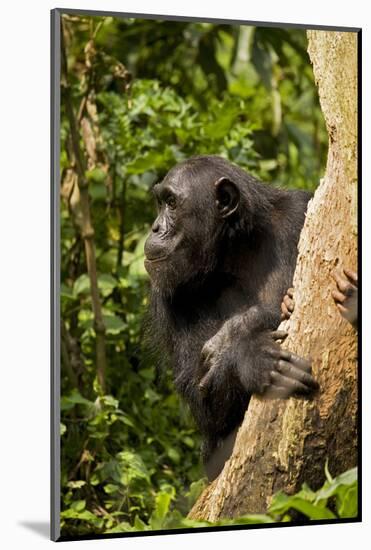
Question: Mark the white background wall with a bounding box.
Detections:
[0,1,368,548]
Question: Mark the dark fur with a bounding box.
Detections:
[144,156,312,479]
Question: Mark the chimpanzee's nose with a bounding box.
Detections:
[152,219,160,233]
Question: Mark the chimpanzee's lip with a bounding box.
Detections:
[144,255,168,263]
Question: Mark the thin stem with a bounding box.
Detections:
[61,18,107,392]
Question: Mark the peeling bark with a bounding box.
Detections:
[189,31,358,521]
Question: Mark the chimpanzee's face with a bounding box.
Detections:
[144,179,185,264]
[144,160,240,294]
[144,168,209,291]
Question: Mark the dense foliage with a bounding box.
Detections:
[68,464,355,532]
[60,14,330,537]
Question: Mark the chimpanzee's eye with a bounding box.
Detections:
[166,195,176,209]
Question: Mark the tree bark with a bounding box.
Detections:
[189,30,358,521]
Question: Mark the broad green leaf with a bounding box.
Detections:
[315,467,357,503]
[269,491,336,520]
[153,491,173,520]
[98,274,118,296]
[60,389,93,411]
[73,274,90,297]
[71,499,86,512]
[338,485,358,518]
[103,314,126,334]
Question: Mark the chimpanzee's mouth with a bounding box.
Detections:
[144,255,168,263]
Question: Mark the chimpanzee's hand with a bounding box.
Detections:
[331,268,358,329]
[239,329,319,398]
[260,348,319,399]
[198,328,319,399]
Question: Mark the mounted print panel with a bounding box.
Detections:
[51,8,360,542]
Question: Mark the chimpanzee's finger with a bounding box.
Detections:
[332,289,346,303]
[343,268,358,287]
[337,303,348,315]
[281,302,291,320]
[278,350,312,373]
[270,370,311,394]
[276,359,319,390]
[271,330,288,341]
[331,270,353,294]
[287,288,294,298]
[283,294,294,312]
[264,385,291,399]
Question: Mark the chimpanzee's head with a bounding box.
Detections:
[144,156,243,293]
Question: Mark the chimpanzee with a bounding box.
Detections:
[144,155,319,481]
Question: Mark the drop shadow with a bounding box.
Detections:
[18,521,50,539]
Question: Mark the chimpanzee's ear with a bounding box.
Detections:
[214,177,240,218]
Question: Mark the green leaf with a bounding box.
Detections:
[178,518,213,528]
[71,499,86,512]
[203,102,241,140]
[154,491,173,520]
[167,447,181,464]
[86,167,107,184]
[315,467,357,503]
[98,274,118,296]
[133,516,148,531]
[338,485,358,518]
[105,521,135,533]
[269,491,336,520]
[103,314,126,334]
[67,480,86,489]
[117,450,151,485]
[73,274,90,297]
[104,483,120,494]
[60,389,93,411]
[117,413,135,428]
[89,183,107,201]
[100,395,119,409]
[186,479,206,506]
[61,508,103,527]
[183,435,195,448]
[126,148,174,175]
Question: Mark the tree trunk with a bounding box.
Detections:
[189,30,358,521]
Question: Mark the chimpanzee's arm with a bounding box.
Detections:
[197,304,318,399]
